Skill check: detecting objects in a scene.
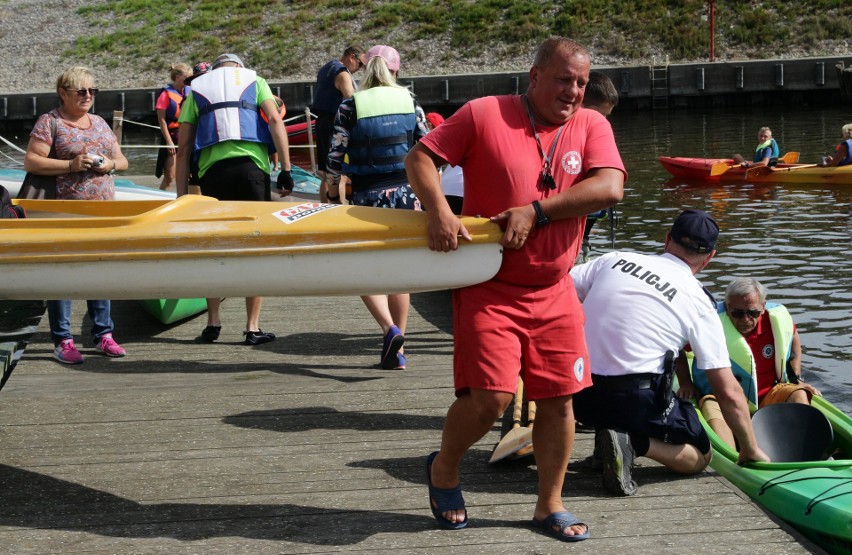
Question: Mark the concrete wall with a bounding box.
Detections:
[2,56,851,129]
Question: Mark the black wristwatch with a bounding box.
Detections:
[532,200,550,226]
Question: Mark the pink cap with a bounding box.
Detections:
[366,45,400,71]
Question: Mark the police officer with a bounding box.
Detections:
[569,209,769,496]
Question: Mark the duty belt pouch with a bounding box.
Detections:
[655,350,676,409]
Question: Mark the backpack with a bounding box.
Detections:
[0,185,25,218]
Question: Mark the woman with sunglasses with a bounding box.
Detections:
[23,66,129,365]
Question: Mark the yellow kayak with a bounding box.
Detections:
[1,195,504,300]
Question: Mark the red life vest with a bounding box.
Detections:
[162,84,186,130]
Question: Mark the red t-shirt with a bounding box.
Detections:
[745,312,797,400]
[155,90,172,111]
[420,96,626,286]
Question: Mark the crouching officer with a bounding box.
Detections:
[569,209,769,496]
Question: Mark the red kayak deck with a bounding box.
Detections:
[658,156,736,180]
[286,120,317,146]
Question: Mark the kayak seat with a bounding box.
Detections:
[751,403,834,463]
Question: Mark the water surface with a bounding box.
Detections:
[607,105,850,412]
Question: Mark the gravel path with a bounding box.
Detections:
[0,0,536,94]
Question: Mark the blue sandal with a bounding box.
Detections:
[531,511,590,542]
[425,451,468,529]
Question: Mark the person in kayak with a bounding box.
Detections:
[817,123,852,167]
[681,277,822,449]
[569,210,769,496]
[732,126,779,169]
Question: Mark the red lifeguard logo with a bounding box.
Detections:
[561,151,582,175]
[273,202,339,224]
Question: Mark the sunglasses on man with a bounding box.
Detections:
[729,308,762,319]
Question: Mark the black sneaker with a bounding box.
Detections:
[244,329,275,345]
[600,429,637,496]
[200,325,221,343]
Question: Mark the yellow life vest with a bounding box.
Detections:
[719,302,794,412]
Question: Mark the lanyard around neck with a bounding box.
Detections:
[523,95,565,190]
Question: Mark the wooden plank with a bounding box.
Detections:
[0,292,818,554]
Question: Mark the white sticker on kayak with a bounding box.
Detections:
[273,203,340,224]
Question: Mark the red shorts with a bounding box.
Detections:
[452,275,591,400]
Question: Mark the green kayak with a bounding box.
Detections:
[699,395,852,555]
[138,298,208,325]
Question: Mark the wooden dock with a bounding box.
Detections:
[0,292,825,554]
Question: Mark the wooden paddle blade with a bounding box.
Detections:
[489,427,533,463]
[710,161,739,176]
[490,377,528,464]
[510,400,537,459]
[514,438,534,458]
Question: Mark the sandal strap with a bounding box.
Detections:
[430,483,466,512]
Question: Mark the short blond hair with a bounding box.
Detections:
[842,123,852,139]
[169,63,192,82]
[56,66,94,93]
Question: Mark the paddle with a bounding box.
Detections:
[513,400,537,459]
[710,151,800,177]
[709,159,742,177]
[745,163,818,180]
[489,378,533,463]
[782,151,801,164]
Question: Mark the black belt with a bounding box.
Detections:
[593,374,655,391]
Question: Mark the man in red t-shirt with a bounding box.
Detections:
[405,37,626,542]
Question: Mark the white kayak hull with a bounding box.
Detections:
[1,246,502,299]
[1,196,505,300]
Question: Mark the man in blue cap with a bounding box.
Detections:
[569,209,769,496]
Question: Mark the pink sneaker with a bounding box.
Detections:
[53,338,84,364]
[96,334,126,357]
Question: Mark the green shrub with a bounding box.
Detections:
[66,0,849,77]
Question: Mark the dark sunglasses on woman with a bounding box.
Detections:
[65,88,99,97]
